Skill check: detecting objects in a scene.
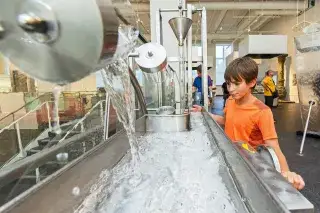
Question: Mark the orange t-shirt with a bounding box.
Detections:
[224,97,277,148]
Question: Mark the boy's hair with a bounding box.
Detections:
[196,65,202,73]
[224,57,258,86]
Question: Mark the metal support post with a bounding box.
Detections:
[156,9,164,107]
[45,102,52,131]
[35,168,40,183]
[15,122,27,158]
[99,101,104,124]
[201,8,208,111]
[187,4,193,108]
[179,45,185,110]
[103,94,111,140]
[299,100,316,156]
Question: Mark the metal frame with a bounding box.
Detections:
[201,7,208,111]
[155,5,208,111]
[187,4,193,109]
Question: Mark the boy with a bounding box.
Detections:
[192,57,305,190]
[192,65,213,105]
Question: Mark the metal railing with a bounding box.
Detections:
[0,101,53,160]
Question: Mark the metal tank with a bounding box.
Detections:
[0,0,126,84]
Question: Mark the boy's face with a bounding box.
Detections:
[197,70,201,77]
[227,78,256,100]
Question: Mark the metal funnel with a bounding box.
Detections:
[168,17,192,46]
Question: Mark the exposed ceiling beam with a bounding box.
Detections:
[212,10,227,33]
[130,1,307,12]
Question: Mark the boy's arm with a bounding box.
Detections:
[259,109,305,190]
[191,105,225,125]
[264,139,289,172]
[265,138,305,190]
[211,114,225,125]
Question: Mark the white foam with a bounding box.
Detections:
[75,113,236,213]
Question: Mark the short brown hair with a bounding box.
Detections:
[224,57,258,85]
[196,65,202,73]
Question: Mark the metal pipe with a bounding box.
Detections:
[201,8,208,111]
[299,100,316,156]
[187,4,193,109]
[14,122,27,158]
[103,94,110,140]
[35,168,40,183]
[100,101,104,124]
[156,9,165,107]
[128,67,148,115]
[179,45,185,111]
[132,1,307,12]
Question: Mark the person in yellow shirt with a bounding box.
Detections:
[262,70,276,108]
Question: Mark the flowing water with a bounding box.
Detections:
[99,25,141,164]
[52,86,62,134]
[74,113,236,213]
[100,59,140,163]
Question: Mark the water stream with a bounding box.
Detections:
[52,86,62,134]
[74,113,236,213]
[99,25,141,164]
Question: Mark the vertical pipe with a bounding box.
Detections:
[99,101,104,124]
[179,45,185,110]
[15,122,26,158]
[156,10,164,107]
[187,4,193,108]
[45,102,52,131]
[201,8,208,111]
[35,168,40,183]
[104,94,110,140]
[299,100,316,156]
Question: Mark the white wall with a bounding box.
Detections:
[260,4,320,102]
[37,74,97,93]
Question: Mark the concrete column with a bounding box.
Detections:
[277,55,287,99]
[150,0,185,111]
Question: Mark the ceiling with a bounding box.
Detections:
[117,0,307,43]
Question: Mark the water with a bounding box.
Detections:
[75,113,236,213]
[100,59,140,163]
[99,25,141,164]
[52,86,62,134]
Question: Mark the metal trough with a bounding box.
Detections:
[0,112,313,213]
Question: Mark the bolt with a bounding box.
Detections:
[0,22,5,38]
[147,51,154,58]
[17,14,48,34]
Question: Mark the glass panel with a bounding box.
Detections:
[216,59,224,69]
[216,45,224,58]
[224,45,232,57]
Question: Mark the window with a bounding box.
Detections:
[216,44,231,85]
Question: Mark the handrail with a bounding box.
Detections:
[0,101,52,133]
[57,100,106,143]
[0,92,52,122]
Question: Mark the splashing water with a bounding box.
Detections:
[100,59,140,164]
[99,26,140,164]
[75,113,237,213]
[52,86,62,134]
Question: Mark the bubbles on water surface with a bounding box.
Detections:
[75,114,237,213]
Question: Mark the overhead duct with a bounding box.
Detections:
[239,35,288,59]
[131,1,307,12]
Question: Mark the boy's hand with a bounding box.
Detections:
[281,171,305,190]
[191,105,202,112]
